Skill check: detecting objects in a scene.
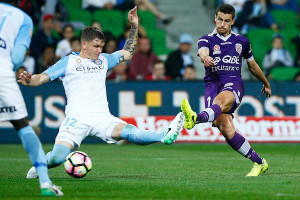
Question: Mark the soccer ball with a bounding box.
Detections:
[64,151,92,178]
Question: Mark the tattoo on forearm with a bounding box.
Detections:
[120,55,125,62]
[123,26,138,58]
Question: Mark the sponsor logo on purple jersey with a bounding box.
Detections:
[198,29,253,82]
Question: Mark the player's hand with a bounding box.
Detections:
[18,71,32,86]
[261,85,271,98]
[204,56,214,67]
[16,66,26,80]
[128,6,138,27]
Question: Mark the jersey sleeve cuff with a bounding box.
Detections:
[246,56,254,62]
[197,47,209,57]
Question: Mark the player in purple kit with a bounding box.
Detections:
[181,4,271,176]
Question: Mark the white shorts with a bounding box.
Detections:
[55,113,127,150]
[0,76,28,121]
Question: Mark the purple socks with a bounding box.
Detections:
[226,132,263,164]
[196,104,222,123]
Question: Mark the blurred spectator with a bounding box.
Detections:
[83,0,116,11]
[103,37,118,54]
[292,33,300,67]
[129,37,158,80]
[30,13,58,61]
[268,0,298,13]
[233,0,278,35]
[92,21,114,40]
[183,65,197,81]
[115,0,174,25]
[19,0,44,25]
[145,60,171,81]
[18,0,34,21]
[55,24,75,59]
[165,33,194,80]
[22,49,35,74]
[107,62,132,82]
[262,34,294,76]
[35,45,57,74]
[37,0,69,31]
[92,21,103,31]
[117,23,146,50]
[117,25,131,50]
[294,72,300,81]
[70,37,81,52]
[220,0,247,18]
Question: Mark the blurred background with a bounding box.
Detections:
[0,0,300,143]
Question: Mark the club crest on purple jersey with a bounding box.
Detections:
[235,43,242,55]
[213,44,221,55]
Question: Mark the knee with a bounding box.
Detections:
[216,122,235,140]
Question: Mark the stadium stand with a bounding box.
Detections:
[270,67,300,81]
[247,29,275,67]
[271,10,298,29]
[94,10,124,38]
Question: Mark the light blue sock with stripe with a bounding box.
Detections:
[17,126,51,187]
[121,124,164,145]
[46,144,71,168]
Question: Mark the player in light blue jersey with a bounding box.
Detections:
[0,0,63,196]
[19,6,185,178]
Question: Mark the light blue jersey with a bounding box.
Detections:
[0,3,33,75]
[44,51,121,115]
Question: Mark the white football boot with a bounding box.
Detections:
[162,112,185,144]
[26,166,38,179]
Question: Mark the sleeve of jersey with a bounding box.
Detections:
[198,36,210,51]
[14,13,33,49]
[102,51,121,70]
[43,56,69,81]
[243,38,254,62]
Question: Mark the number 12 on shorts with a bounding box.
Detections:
[63,118,78,127]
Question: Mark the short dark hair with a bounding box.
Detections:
[70,36,80,44]
[80,26,105,43]
[216,4,235,19]
[43,44,56,52]
[272,33,284,41]
[62,24,75,33]
[153,60,164,67]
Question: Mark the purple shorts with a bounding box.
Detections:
[204,80,245,114]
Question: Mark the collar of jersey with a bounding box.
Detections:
[211,28,238,42]
[72,51,80,55]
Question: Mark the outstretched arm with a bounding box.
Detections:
[247,59,271,97]
[18,71,50,87]
[120,6,138,62]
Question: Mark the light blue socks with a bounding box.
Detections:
[121,124,164,145]
[17,126,51,187]
[46,144,71,168]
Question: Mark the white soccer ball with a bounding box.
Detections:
[64,151,92,178]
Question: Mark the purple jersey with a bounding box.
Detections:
[198,29,253,83]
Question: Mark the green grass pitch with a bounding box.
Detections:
[0,143,299,200]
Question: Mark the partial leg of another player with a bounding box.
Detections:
[27,141,72,179]
[112,112,185,145]
[11,118,63,196]
[214,114,268,176]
